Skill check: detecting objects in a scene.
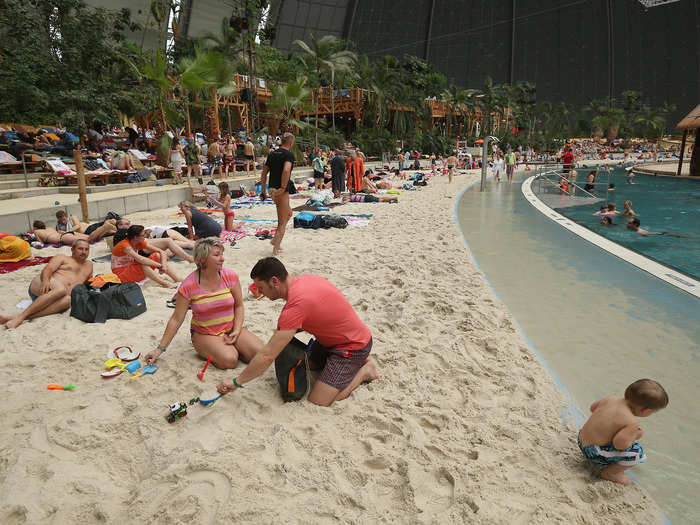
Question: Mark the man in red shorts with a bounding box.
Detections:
[217,257,380,406]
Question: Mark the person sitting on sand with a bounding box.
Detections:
[361,173,379,194]
[179,201,222,239]
[578,379,668,486]
[215,257,380,406]
[113,218,194,255]
[144,238,263,369]
[622,200,636,216]
[1,239,93,329]
[111,225,182,288]
[55,211,117,242]
[342,194,398,204]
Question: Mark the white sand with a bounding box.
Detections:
[0,172,663,523]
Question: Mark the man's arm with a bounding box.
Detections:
[278,161,293,192]
[217,329,295,393]
[39,256,66,293]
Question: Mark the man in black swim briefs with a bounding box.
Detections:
[260,132,297,255]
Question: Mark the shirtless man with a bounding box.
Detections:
[55,211,117,242]
[446,154,457,183]
[244,139,256,177]
[361,173,379,193]
[1,238,93,328]
[260,133,296,256]
[208,137,223,179]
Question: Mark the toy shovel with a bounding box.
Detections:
[130,365,158,381]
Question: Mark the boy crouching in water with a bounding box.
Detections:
[578,378,668,486]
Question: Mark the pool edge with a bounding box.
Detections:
[521,176,699,299]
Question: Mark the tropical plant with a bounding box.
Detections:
[293,35,357,139]
[635,106,666,138]
[267,76,313,132]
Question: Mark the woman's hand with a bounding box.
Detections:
[144,348,163,366]
[269,188,284,199]
[217,378,237,395]
[223,328,241,346]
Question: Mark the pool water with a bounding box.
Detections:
[456,176,700,524]
[555,169,700,279]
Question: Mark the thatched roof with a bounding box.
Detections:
[677,104,700,130]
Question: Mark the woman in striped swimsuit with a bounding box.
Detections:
[145,238,263,368]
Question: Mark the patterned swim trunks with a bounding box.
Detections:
[578,431,646,466]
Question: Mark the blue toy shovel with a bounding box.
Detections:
[199,394,222,406]
[125,361,141,374]
[130,365,158,381]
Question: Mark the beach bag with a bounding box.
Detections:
[70,282,146,323]
[274,338,313,402]
[320,214,348,229]
[294,211,322,229]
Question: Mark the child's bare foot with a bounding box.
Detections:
[600,465,632,486]
[600,471,632,486]
[4,317,23,329]
[0,314,13,323]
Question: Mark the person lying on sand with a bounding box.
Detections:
[32,220,109,246]
[216,257,380,406]
[343,194,398,203]
[361,173,379,193]
[111,225,182,288]
[144,238,263,369]
[1,238,93,329]
[113,218,195,255]
[55,211,117,242]
[578,379,668,486]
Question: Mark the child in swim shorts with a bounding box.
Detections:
[578,379,668,485]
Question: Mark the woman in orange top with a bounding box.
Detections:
[111,225,182,288]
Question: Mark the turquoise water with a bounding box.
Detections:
[555,169,700,279]
[456,176,699,523]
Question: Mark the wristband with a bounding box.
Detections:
[157,344,167,352]
[233,377,244,388]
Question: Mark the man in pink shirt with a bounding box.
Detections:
[217,257,380,406]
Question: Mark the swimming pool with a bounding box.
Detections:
[553,168,699,279]
[456,176,699,524]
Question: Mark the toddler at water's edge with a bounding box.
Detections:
[578,379,668,486]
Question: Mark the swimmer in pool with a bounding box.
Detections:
[601,216,614,226]
[626,217,687,237]
[607,202,619,215]
[593,205,609,216]
[622,200,636,216]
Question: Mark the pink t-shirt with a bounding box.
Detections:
[178,268,239,335]
[277,275,371,351]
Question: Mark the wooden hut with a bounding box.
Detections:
[676,104,700,177]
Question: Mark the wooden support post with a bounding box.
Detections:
[73,148,89,222]
[677,129,687,177]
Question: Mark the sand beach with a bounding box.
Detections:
[0,171,663,524]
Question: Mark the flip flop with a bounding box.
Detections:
[106,346,140,362]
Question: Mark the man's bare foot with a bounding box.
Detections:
[4,317,23,329]
[358,357,381,384]
[600,470,632,486]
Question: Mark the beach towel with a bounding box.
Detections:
[0,234,32,263]
[0,256,52,274]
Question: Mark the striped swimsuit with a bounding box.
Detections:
[178,268,238,335]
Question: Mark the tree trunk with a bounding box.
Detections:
[690,129,699,177]
[331,70,336,135]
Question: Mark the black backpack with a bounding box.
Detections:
[70,282,147,323]
[274,337,313,402]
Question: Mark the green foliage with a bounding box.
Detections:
[350,127,394,156]
[258,45,305,83]
[0,0,147,132]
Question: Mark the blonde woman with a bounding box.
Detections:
[145,238,262,368]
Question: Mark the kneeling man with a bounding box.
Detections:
[217,257,379,406]
[1,238,93,328]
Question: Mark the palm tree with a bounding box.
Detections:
[179,48,236,141]
[293,35,357,142]
[635,106,665,139]
[267,76,313,132]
